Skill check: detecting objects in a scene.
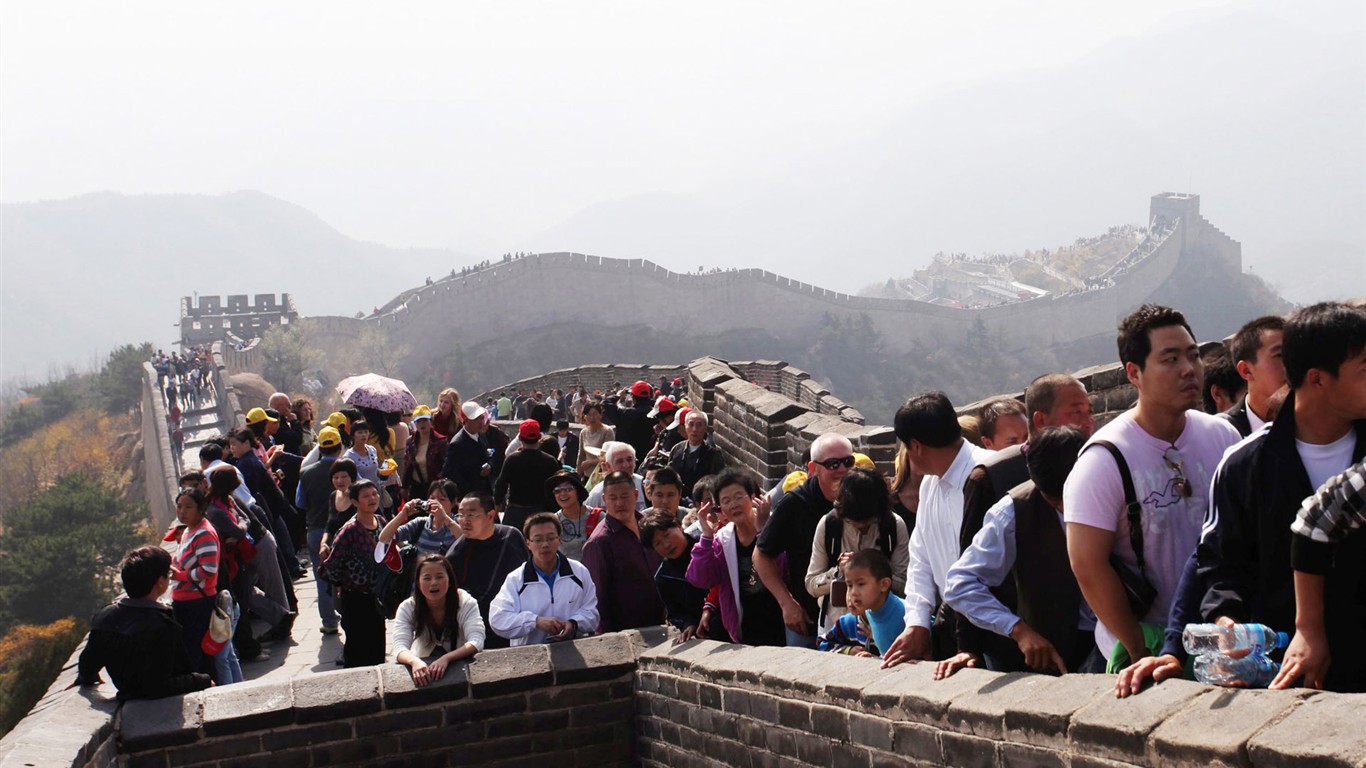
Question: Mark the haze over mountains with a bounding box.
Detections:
[1,0,1361,384]
[515,2,1363,300]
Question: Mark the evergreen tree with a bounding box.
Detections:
[0,473,145,635]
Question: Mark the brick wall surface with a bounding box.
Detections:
[635,640,1364,768]
[114,631,660,768]
[9,622,1366,768]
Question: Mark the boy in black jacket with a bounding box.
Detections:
[77,546,212,699]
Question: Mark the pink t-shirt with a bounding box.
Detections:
[1063,409,1241,654]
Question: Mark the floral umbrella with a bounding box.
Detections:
[336,373,417,413]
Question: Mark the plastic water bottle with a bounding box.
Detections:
[1182,623,1288,656]
[1193,653,1279,688]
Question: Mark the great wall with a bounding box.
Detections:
[4,193,1364,767]
[295,193,1256,379]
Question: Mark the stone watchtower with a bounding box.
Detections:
[1150,191,1200,229]
[179,293,298,347]
[1149,191,1242,273]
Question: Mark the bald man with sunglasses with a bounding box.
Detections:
[754,432,856,648]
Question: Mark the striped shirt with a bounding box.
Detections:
[1291,458,1366,573]
[172,521,220,601]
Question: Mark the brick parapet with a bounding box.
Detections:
[635,639,1361,768]
[9,628,1365,767]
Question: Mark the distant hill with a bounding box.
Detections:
[0,191,472,381]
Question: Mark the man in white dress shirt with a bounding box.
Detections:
[882,391,992,668]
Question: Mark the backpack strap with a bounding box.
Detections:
[1084,440,1147,577]
[878,512,896,560]
[820,511,843,619]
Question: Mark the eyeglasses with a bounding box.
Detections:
[553,485,577,494]
[815,456,856,471]
[529,535,561,545]
[1163,446,1192,498]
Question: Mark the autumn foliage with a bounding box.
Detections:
[0,618,87,735]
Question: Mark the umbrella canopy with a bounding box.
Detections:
[336,373,417,413]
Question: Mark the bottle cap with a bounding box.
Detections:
[1276,631,1290,650]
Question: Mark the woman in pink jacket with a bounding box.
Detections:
[685,469,785,646]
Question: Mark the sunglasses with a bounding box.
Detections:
[815,456,856,471]
[1163,446,1192,498]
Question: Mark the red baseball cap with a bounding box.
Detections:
[518,419,542,442]
[630,381,653,399]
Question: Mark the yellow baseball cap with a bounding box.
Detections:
[317,426,342,449]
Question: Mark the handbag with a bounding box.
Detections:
[197,587,234,656]
[1087,441,1157,619]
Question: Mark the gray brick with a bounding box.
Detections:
[356,707,443,738]
[531,681,622,712]
[1000,742,1068,768]
[119,692,205,751]
[468,644,553,697]
[1002,673,1115,749]
[946,671,1058,740]
[260,721,352,752]
[793,732,834,765]
[940,731,999,768]
[893,722,945,764]
[809,704,849,742]
[309,735,397,765]
[778,699,812,730]
[378,658,469,709]
[291,667,381,724]
[569,698,633,728]
[1070,678,1209,763]
[848,712,894,752]
[201,679,293,737]
[697,681,723,710]
[163,734,261,766]
[549,633,637,685]
[444,694,525,724]
[1247,692,1366,768]
[1152,687,1309,767]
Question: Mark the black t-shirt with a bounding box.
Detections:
[736,537,785,647]
[755,474,833,622]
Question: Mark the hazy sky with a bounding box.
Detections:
[4,1,1243,249]
[2,0,1363,386]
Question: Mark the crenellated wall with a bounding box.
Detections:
[326,194,1213,371]
[469,363,690,405]
[473,356,888,485]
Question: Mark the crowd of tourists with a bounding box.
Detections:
[79,300,1366,703]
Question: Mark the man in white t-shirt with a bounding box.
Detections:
[881,391,993,668]
[1063,304,1241,667]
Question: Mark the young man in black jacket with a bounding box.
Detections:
[78,546,213,700]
